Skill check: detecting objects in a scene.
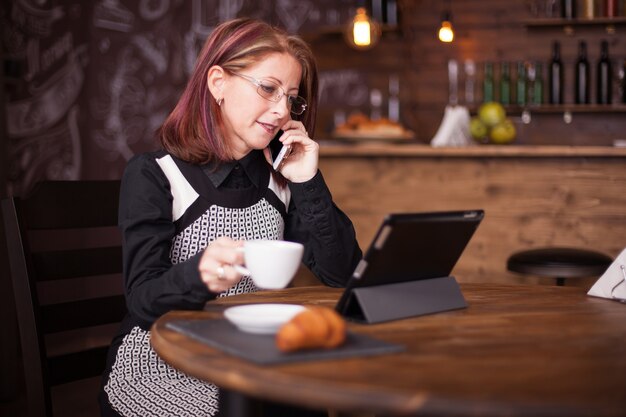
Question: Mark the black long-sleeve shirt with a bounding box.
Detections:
[118,149,362,328]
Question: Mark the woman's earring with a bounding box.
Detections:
[216,98,223,106]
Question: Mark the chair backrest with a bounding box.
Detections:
[1,180,127,417]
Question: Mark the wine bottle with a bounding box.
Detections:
[604,0,616,17]
[549,42,564,104]
[499,62,511,105]
[596,40,612,105]
[581,0,595,18]
[575,41,590,104]
[561,0,577,18]
[464,60,476,105]
[516,61,527,106]
[622,59,626,104]
[533,62,544,105]
[483,62,494,102]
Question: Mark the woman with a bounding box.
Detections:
[100,18,362,417]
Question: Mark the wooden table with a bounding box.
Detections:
[151,284,626,417]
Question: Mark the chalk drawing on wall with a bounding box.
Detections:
[183,0,245,75]
[90,1,188,165]
[319,69,369,107]
[139,0,170,21]
[3,0,88,195]
[273,0,361,33]
[275,0,314,33]
[8,105,81,194]
[90,33,180,162]
[3,0,372,189]
[10,0,64,37]
[7,43,86,137]
[93,0,134,32]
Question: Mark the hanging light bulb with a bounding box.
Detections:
[438,11,454,43]
[345,7,380,50]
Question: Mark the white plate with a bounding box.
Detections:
[223,304,305,334]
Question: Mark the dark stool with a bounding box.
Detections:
[507,247,612,286]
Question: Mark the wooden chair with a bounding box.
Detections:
[1,181,127,417]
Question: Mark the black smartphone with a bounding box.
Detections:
[269,130,291,171]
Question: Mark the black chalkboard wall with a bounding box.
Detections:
[1,0,365,196]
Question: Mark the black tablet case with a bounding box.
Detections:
[336,210,484,323]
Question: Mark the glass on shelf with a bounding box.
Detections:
[561,0,577,19]
[525,0,546,17]
[545,0,558,17]
[483,62,494,103]
[464,60,477,106]
[581,0,596,18]
[617,59,625,104]
[525,0,560,17]
[604,0,617,18]
[516,61,527,107]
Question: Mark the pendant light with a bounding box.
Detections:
[345,7,380,50]
[438,1,455,43]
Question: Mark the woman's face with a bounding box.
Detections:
[220,53,302,160]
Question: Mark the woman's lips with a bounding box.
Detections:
[257,121,277,134]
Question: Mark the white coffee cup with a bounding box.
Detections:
[235,240,304,289]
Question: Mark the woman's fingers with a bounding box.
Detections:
[199,237,246,293]
[275,122,318,182]
[279,119,308,135]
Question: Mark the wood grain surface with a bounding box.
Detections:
[151,284,626,417]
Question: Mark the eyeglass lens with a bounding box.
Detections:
[256,81,306,115]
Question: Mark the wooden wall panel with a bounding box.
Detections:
[318,155,626,287]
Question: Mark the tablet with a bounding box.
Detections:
[336,210,484,319]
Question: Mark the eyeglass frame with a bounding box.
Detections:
[230,72,308,115]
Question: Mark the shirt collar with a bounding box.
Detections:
[202,150,266,188]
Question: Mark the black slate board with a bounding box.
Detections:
[166,319,404,365]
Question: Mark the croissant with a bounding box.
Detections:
[276,306,347,353]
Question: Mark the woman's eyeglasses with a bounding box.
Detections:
[231,72,307,115]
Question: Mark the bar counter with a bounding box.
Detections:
[315,143,626,287]
[320,143,626,158]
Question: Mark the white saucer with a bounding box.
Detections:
[223,304,305,335]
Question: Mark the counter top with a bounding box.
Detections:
[319,142,626,158]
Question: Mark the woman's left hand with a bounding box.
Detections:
[264,120,318,183]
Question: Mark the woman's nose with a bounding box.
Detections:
[271,94,290,117]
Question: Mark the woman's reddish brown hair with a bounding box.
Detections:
[158,18,318,165]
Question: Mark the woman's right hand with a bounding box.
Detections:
[198,236,245,293]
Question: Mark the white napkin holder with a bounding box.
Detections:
[430,105,474,147]
[587,247,626,302]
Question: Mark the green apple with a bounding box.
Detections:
[470,117,488,140]
[478,102,506,127]
[489,118,516,144]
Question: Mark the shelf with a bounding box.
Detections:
[512,104,626,113]
[470,104,626,114]
[319,143,626,158]
[524,17,626,26]
[523,17,626,34]
[467,104,626,124]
